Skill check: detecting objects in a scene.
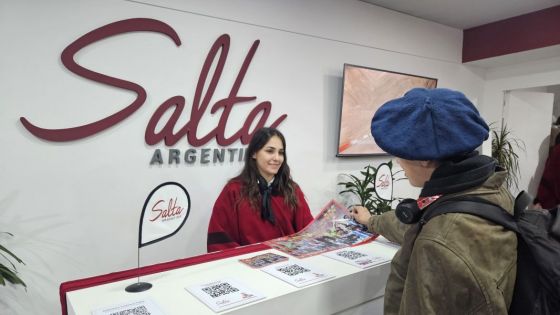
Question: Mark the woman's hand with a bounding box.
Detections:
[350,205,372,225]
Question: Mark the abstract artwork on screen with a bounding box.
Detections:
[337,64,437,156]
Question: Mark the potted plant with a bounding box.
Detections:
[491,122,525,190]
[1,232,26,288]
[338,161,405,215]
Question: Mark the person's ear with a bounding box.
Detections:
[252,153,256,159]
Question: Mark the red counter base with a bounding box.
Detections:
[59,243,270,315]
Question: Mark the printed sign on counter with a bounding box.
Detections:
[91,298,165,315]
[323,248,392,269]
[261,261,334,288]
[186,278,265,312]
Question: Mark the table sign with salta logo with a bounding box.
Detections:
[126,182,191,293]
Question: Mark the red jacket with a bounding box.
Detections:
[207,180,314,252]
[536,144,560,208]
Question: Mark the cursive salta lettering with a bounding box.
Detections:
[20,18,287,146]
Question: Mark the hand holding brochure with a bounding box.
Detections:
[266,200,377,258]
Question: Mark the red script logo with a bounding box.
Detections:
[20,18,287,146]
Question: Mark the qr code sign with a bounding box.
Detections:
[336,250,367,260]
[202,282,240,298]
[278,264,310,276]
[109,305,150,315]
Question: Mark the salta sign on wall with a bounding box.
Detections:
[19,18,287,165]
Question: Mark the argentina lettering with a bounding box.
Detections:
[19,18,287,149]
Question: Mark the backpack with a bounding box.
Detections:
[420,192,560,315]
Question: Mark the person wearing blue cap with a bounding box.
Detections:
[350,88,516,314]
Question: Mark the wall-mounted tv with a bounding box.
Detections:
[337,64,438,156]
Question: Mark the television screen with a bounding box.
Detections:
[337,64,437,156]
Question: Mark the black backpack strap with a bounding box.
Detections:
[420,199,519,233]
[551,206,560,239]
[514,191,533,219]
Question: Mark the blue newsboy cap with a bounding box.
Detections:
[371,88,489,160]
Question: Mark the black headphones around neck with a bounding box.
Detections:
[395,198,422,224]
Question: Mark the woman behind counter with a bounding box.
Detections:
[207,127,313,252]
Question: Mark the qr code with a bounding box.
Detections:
[202,282,239,298]
[336,250,367,260]
[110,305,150,315]
[278,264,310,276]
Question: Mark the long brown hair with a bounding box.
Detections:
[231,127,299,210]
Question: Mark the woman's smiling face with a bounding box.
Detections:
[253,135,284,182]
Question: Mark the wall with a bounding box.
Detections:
[480,55,560,122]
[547,85,560,120]
[478,55,560,197]
[0,0,485,313]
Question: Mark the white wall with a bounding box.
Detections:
[480,55,560,123]
[503,91,554,197]
[546,85,560,120]
[479,55,560,196]
[0,0,485,314]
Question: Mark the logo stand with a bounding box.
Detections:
[125,182,190,293]
[125,249,153,293]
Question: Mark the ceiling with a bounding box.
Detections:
[360,0,560,29]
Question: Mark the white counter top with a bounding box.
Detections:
[66,239,398,315]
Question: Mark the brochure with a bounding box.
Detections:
[261,260,334,288]
[266,200,377,258]
[91,298,165,315]
[323,248,392,269]
[186,278,265,312]
[239,252,289,268]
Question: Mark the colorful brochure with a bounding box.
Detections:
[239,252,289,268]
[323,248,392,269]
[266,200,377,258]
[91,298,165,315]
[261,260,334,288]
[186,278,265,312]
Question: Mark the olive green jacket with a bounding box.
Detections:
[368,172,517,315]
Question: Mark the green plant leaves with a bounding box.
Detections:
[0,232,26,288]
[338,162,405,215]
[491,122,525,190]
